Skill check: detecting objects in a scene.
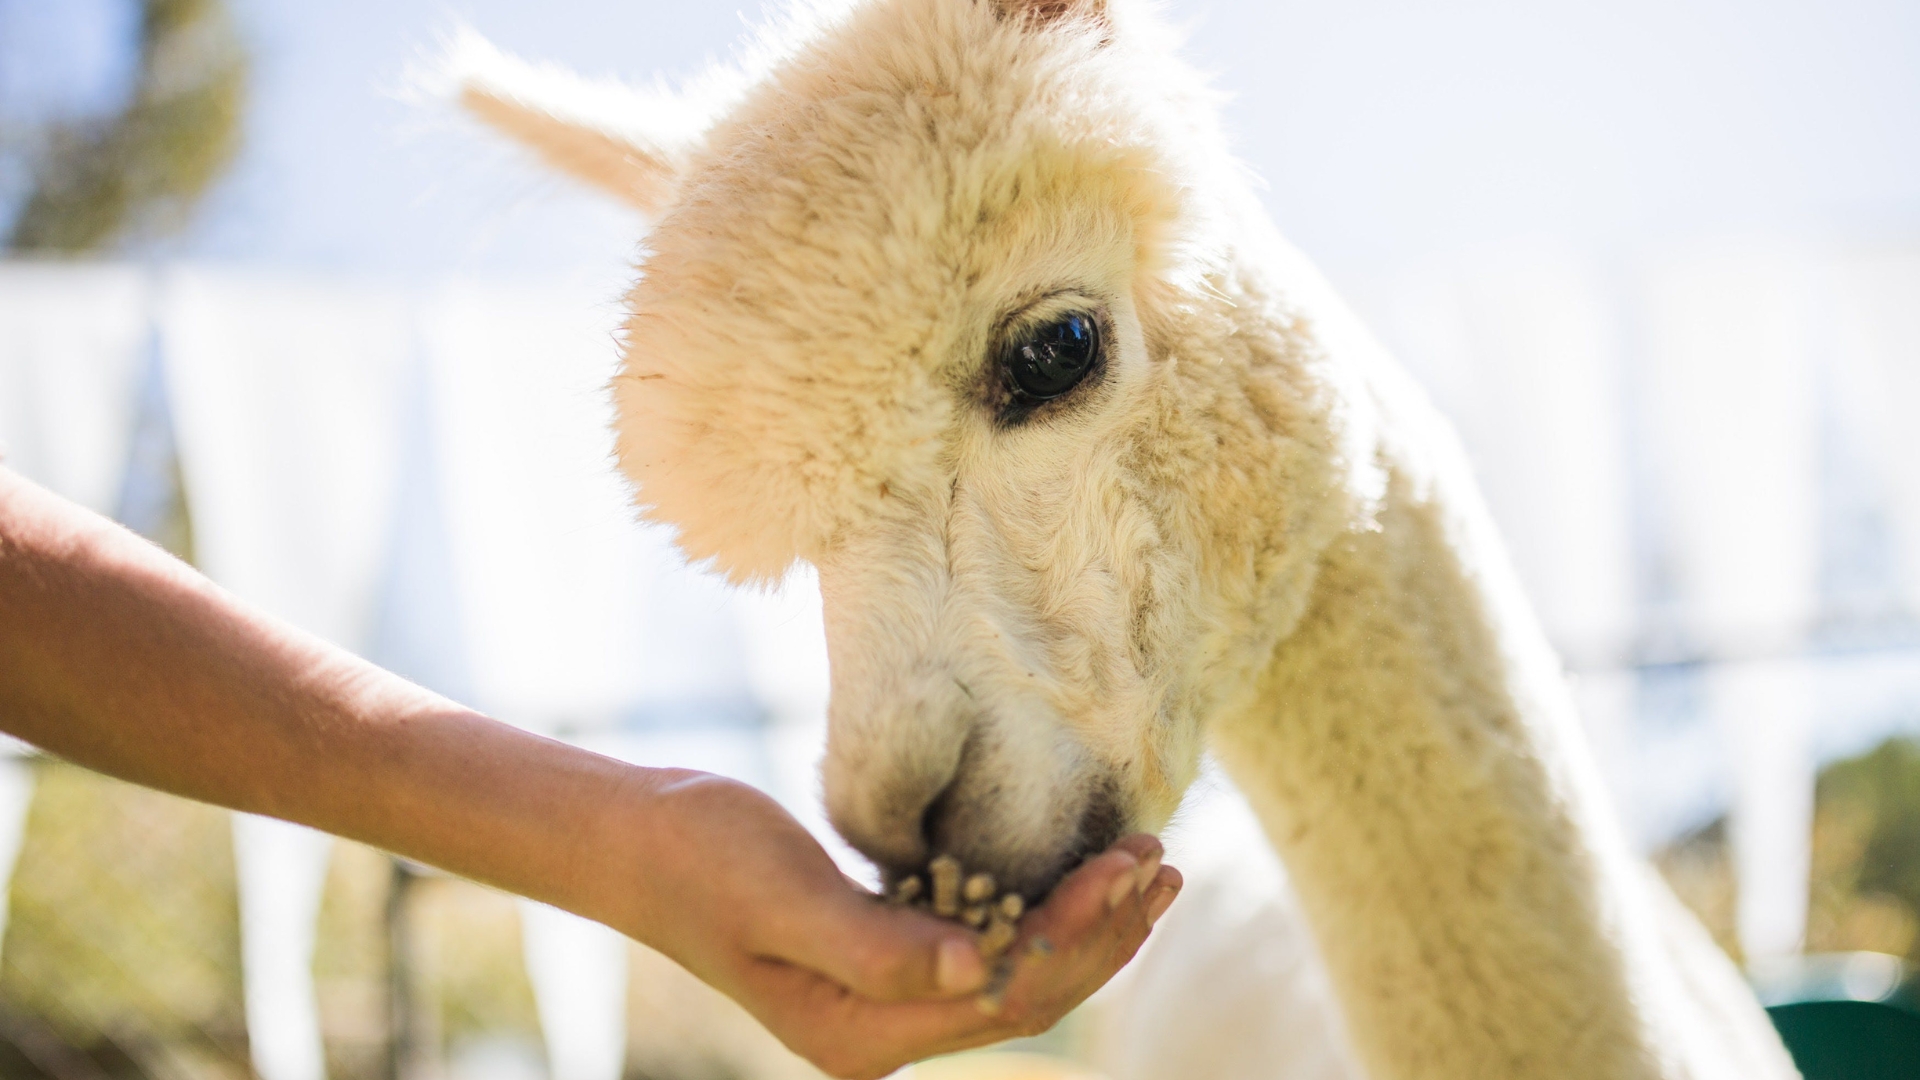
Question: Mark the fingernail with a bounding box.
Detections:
[937,937,986,993]
[1145,883,1179,925]
[1106,854,1140,910]
[1134,848,1162,895]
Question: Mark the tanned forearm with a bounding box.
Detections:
[0,467,646,930]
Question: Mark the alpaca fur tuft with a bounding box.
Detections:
[992,0,1110,31]
[457,2,1800,1076]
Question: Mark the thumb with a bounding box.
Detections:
[764,886,991,1003]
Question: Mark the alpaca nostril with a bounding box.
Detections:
[914,720,978,857]
[918,777,958,854]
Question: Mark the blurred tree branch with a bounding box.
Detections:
[6,0,245,254]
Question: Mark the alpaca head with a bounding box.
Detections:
[457,0,1344,897]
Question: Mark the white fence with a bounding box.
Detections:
[2,248,1918,1076]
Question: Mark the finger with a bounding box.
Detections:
[746,850,1183,1076]
[1017,833,1163,947]
[970,833,1162,1008]
[760,834,1163,1004]
[740,956,1036,1078]
[980,845,1179,1025]
[752,835,1163,1028]
[1145,865,1182,924]
[758,885,990,1003]
[1108,832,1166,900]
[755,945,1164,1079]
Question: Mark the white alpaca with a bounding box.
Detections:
[450,2,1799,1077]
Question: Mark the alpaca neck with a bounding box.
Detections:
[1208,446,1661,1079]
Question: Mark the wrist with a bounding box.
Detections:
[571,762,696,947]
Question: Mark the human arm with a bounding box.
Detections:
[0,467,1179,1078]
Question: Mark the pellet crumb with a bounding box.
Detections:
[962,872,996,903]
[929,854,963,917]
[978,912,1018,960]
[889,875,925,905]
[897,854,1033,1000]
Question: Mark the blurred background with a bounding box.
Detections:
[0,0,1916,1079]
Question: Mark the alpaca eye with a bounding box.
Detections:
[1003,313,1100,402]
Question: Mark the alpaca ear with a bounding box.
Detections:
[444,31,700,214]
[994,0,1109,29]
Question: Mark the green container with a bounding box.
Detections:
[1757,953,1920,1079]
[1768,1001,1920,1080]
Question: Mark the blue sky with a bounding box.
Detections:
[3,0,1918,282]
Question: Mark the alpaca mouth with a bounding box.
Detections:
[1073,777,1128,860]
[891,771,1129,906]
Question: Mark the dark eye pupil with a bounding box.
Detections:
[1005,313,1099,401]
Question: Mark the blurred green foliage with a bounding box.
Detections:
[0,762,248,1080]
[1809,737,1920,962]
[0,762,821,1080]
[1660,734,1920,965]
[5,0,245,254]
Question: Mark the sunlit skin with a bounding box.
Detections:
[0,467,1180,1080]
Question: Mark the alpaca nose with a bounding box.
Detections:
[822,735,969,878]
[830,780,949,883]
[914,754,1129,900]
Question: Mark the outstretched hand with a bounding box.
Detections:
[0,470,1180,1080]
[616,770,1181,1080]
